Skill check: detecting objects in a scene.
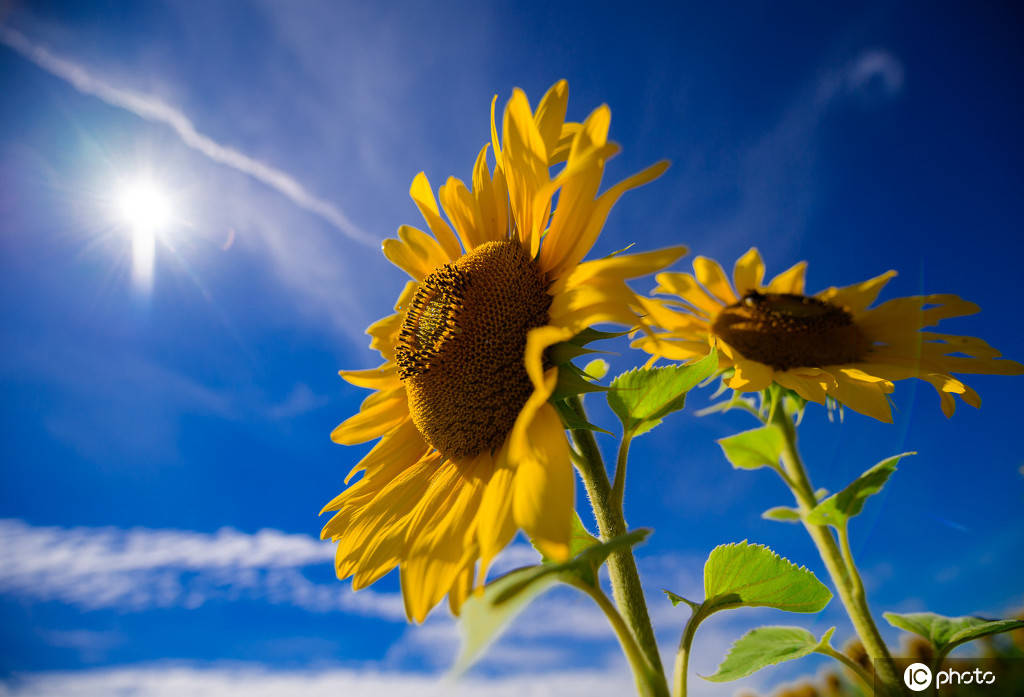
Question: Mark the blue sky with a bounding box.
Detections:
[2,2,1022,695]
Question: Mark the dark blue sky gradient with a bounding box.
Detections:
[2,2,1022,694]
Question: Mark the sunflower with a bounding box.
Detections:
[634,248,1023,422]
[321,81,686,622]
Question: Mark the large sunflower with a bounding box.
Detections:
[321,81,686,622]
[635,248,1023,422]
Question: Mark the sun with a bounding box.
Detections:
[112,177,174,289]
[115,178,173,234]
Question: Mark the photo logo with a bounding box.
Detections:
[904,663,932,691]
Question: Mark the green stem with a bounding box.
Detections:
[671,603,708,697]
[567,396,668,696]
[769,407,901,695]
[816,644,876,694]
[578,582,661,697]
[610,432,632,513]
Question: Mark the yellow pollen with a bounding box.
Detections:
[396,240,552,459]
[712,292,870,370]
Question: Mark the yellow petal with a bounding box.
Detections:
[727,358,775,392]
[512,402,573,562]
[533,80,569,161]
[824,369,894,423]
[693,256,737,305]
[476,439,517,581]
[766,261,807,294]
[556,246,688,294]
[439,177,485,251]
[471,144,507,242]
[330,387,408,445]
[549,160,670,279]
[409,172,462,260]
[501,88,550,258]
[817,270,897,315]
[338,363,399,390]
[655,272,723,317]
[732,248,765,295]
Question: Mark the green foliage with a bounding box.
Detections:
[551,362,609,401]
[762,506,802,523]
[716,424,785,472]
[454,529,650,674]
[662,589,699,610]
[703,541,832,614]
[805,453,914,528]
[607,350,718,436]
[552,399,613,435]
[884,611,1024,660]
[705,626,835,682]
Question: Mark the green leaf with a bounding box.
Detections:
[583,358,609,380]
[607,350,718,436]
[453,565,565,675]
[704,541,832,614]
[663,589,700,610]
[705,626,833,682]
[552,400,613,436]
[551,363,608,401]
[884,612,1024,658]
[805,453,914,527]
[569,327,630,347]
[762,506,802,523]
[453,529,650,674]
[717,424,785,472]
[534,513,600,565]
[548,341,600,365]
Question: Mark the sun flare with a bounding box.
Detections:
[115,179,172,235]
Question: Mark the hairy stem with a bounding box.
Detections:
[816,644,876,694]
[671,603,707,697]
[567,395,667,696]
[578,582,662,697]
[769,407,901,695]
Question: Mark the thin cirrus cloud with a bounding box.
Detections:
[0,664,638,697]
[0,518,404,620]
[0,26,373,247]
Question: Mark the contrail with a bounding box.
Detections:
[0,26,374,246]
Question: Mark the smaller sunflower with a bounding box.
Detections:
[635,248,1023,421]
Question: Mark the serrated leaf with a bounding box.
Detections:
[453,529,650,674]
[762,506,802,523]
[705,626,826,682]
[704,541,832,613]
[805,453,913,527]
[608,350,718,436]
[883,612,1024,657]
[717,424,785,471]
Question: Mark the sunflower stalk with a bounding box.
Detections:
[768,404,901,696]
[567,395,669,697]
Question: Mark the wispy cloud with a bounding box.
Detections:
[0,26,373,246]
[0,518,404,620]
[0,664,636,697]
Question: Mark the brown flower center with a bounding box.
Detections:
[711,292,870,371]
[396,240,552,459]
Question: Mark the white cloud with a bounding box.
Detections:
[0,518,407,619]
[0,27,372,246]
[0,664,637,697]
